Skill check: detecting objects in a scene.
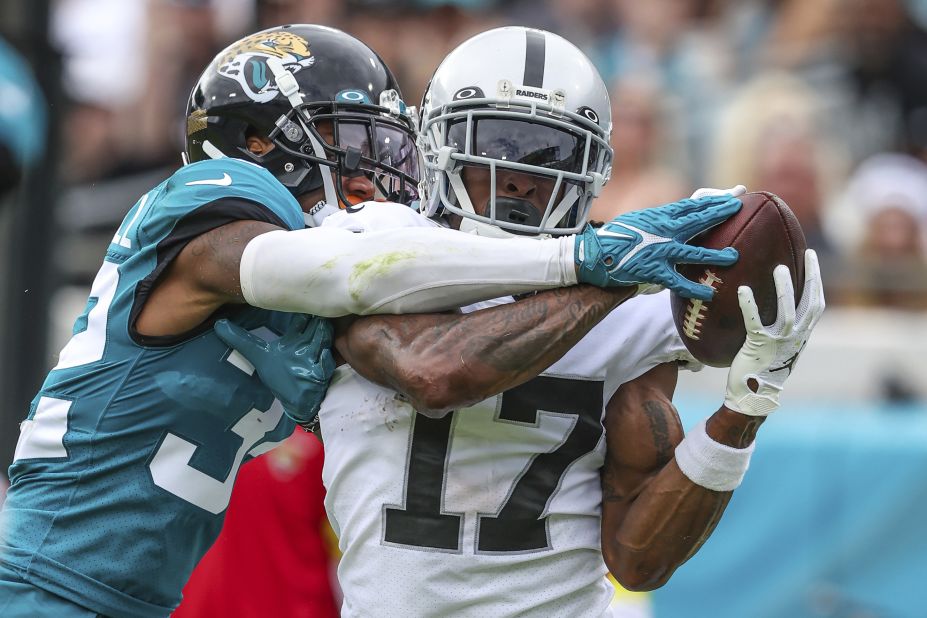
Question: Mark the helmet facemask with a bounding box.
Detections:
[264,98,421,210]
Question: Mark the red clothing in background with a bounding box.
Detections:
[174,430,337,618]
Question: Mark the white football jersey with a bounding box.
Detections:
[319,202,697,617]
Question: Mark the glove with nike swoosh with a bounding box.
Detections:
[725,249,825,416]
[575,194,742,300]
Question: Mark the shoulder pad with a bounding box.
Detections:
[166,159,304,231]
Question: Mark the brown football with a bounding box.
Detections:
[671,191,807,367]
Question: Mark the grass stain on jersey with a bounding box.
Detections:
[349,251,419,302]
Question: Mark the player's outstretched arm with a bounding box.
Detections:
[336,285,636,416]
[179,195,741,319]
[156,195,740,337]
[180,220,578,317]
[599,251,824,591]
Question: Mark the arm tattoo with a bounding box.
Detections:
[342,285,633,409]
[601,464,625,504]
[460,286,625,374]
[642,400,674,460]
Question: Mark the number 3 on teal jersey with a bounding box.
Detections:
[149,403,285,514]
[149,330,289,514]
[16,260,121,462]
[36,246,288,514]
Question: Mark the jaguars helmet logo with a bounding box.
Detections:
[217,31,315,103]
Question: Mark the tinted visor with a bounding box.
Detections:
[447,118,588,173]
[309,113,420,202]
[332,121,420,179]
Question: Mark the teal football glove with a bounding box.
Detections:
[214,315,336,430]
[575,194,741,300]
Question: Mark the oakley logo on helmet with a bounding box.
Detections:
[337,89,373,104]
[217,31,316,103]
[577,106,600,124]
[453,87,484,100]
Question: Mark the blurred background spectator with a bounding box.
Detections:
[829,152,927,310]
[0,36,45,197]
[589,74,689,221]
[3,0,927,616]
[709,71,846,269]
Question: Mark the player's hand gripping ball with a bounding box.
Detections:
[724,250,825,416]
[575,193,742,300]
[670,191,808,367]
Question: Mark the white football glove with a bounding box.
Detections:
[724,249,825,416]
[690,185,747,200]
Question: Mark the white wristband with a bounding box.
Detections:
[674,419,755,492]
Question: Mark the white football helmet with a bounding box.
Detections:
[419,26,612,238]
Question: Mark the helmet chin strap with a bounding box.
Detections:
[267,55,340,211]
[545,185,582,228]
[305,131,340,210]
[446,166,518,238]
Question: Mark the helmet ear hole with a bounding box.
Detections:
[244,126,273,155]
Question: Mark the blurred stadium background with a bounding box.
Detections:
[1,0,926,616]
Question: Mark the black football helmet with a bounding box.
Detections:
[185,24,420,210]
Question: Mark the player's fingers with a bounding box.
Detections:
[283,314,311,341]
[728,185,747,198]
[796,250,819,320]
[677,193,741,222]
[773,264,796,335]
[667,272,715,301]
[213,319,269,362]
[689,184,747,200]
[802,249,826,327]
[737,285,762,332]
[674,245,739,267]
[306,317,334,358]
[675,203,742,242]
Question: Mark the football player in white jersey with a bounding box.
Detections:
[218,27,824,618]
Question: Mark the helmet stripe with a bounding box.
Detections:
[523,29,546,88]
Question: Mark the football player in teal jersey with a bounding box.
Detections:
[0,24,744,618]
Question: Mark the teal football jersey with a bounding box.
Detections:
[0,159,306,617]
